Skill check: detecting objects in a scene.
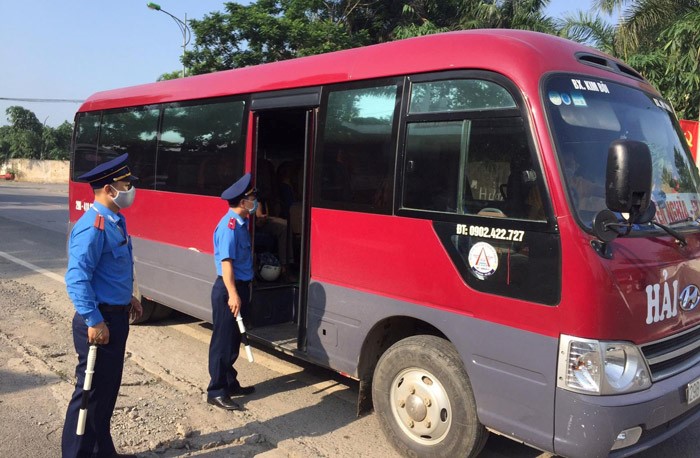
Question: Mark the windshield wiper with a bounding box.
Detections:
[651,218,688,246]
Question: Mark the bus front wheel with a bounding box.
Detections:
[372,335,488,458]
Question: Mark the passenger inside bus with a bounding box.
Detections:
[320,149,352,202]
[277,160,301,220]
[561,149,606,218]
[502,154,544,220]
[255,200,291,274]
[252,156,300,283]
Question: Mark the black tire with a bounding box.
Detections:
[130,297,154,325]
[372,335,488,458]
[149,301,173,321]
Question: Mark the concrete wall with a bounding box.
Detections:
[2,159,69,183]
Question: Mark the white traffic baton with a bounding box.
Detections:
[236,315,254,363]
[76,344,98,435]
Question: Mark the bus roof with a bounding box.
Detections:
[79,29,653,113]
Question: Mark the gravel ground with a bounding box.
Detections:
[0,278,280,457]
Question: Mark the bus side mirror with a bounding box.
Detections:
[592,140,653,244]
[605,140,652,221]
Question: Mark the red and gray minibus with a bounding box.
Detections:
[69,29,700,457]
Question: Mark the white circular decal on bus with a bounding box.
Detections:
[468,242,499,279]
[548,91,562,105]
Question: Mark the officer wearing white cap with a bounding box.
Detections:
[62,153,144,458]
[207,172,257,410]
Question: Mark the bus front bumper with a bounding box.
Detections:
[553,363,700,458]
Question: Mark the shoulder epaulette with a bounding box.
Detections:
[93,214,105,231]
[228,217,237,229]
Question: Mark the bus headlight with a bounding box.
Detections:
[557,335,651,395]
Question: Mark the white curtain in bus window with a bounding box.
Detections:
[98,108,160,189]
[319,84,399,212]
[72,113,102,179]
[156,100,246,196]
[402,118,544,220]
[409,79,516,114]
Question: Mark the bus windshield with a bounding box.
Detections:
[545,74,700,230]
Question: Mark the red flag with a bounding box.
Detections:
[679,119,699,165]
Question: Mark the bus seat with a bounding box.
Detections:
[477,207,507,218]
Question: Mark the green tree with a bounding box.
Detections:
[41,121,73,160]
[626,9,700,119]
[595,0,698,58]
[389,1,468,39]
[558,1,699,119]
[157,70,188,81]
[183,0,369,75]
[178,0,557,75]
[1,106,42,159]
[6,106,42,134]
[556,11,617,54]
[461,0,556,32]
[0,107,73,160]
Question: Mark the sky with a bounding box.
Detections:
[0,0,601,129]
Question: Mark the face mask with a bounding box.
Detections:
[247,198,258,214]
[110,185,136,209]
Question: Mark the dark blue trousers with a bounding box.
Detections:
[62,311,129,458]
[207,277,249,398]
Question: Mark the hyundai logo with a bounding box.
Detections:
[679,285,700,311]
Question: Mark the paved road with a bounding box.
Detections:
[1,181,699,457]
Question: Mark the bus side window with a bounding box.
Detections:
[156,99,246,196]
[72,113,101,179]
[401,117,543,220]
[98,107,159,190]
[315,81,400,213]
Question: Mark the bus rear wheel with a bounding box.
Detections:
[372,335,488,458]
[130,297,154,324]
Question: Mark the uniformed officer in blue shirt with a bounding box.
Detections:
[62,153,144,458]
[207,173,257,410]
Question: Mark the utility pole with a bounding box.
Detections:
[147,3,191,78]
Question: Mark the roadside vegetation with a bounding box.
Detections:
[0,106,72,161]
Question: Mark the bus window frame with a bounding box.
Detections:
[251,86,322,111]
[313,76,404,215]
[156,95,249,196]
[71,111,103,181]
[395,70,556,233]
[71,95,251,195]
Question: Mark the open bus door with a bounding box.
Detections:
[247,90,318,357]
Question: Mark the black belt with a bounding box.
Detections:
[99,304,131,314]
[216,276,251,285]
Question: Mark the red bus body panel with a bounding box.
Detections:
[69,30,697,344]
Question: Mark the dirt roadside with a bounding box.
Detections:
[0,276,305,458]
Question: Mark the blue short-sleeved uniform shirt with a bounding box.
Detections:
[65,202,134,327]
[213,209,253,280]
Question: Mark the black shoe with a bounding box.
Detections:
[229,385,255,396]
[207,395,241,410]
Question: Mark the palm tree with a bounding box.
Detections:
[557,0,699,119]
[595,0,698,58]
[466,0,557,32]
[391,0,557,38]
[556,10,617,54]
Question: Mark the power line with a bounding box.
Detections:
[0,97,84,103]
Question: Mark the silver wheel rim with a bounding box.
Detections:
[389,367,452,445]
